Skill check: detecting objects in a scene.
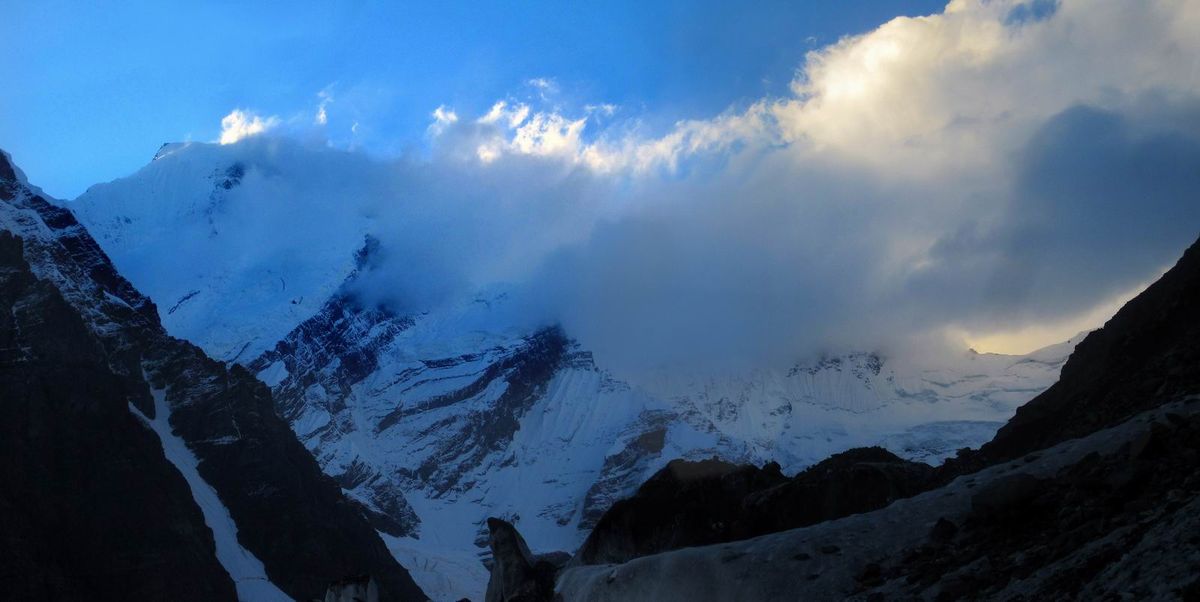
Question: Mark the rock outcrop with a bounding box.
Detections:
[971,235,1200,465]
[573,448,937,566]
[323,575,380,602]
[484,518,558,602]
[0,230,237,601]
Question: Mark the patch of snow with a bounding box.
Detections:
[256,361,289,388]
[380,532,490,602]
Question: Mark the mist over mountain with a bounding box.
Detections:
[72,95,1200,379]
[63,1,1200,376]
[6,1,1200,601]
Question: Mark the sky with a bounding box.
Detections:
[7,0,1200,366]
[2,0,943,199]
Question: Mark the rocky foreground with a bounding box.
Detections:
[486,234,1200,601]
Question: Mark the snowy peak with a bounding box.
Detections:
[71,140,372,362]
[0,150,19,195]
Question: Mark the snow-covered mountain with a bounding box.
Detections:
[0,148,425,601]
[70,140,1080,600]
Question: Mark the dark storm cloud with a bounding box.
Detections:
[908,101,1200,330]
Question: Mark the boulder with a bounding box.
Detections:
[484,518,557,602]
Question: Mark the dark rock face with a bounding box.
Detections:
[737,447,938,537]
[574,447,936,565]
[969,473,1046,519]
[573,458,786,565]
[484,518,558,602]
[578,417,673,531]
[973,235,1200,464]
[0,231,237,601]
[881,406,1200,600]
[0,150,426,601]
[323,574,380,602]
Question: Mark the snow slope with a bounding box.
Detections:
[71,141,372,362]
[69,141,1081,600]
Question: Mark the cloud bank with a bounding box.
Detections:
[108,0,1200,377]
[420,0,1200,372]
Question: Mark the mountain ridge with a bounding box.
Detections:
[0,148,427,601]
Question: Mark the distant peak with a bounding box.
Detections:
[354,235,382,271]
[153,142,191,161]
[0,149,16,184]
[0,149,30,201]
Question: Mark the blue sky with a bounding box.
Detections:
[2,0,942,199]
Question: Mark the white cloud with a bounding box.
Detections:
[477,101,530,128]
[511,112,587,158]
[444,0,1200,363]
[766,0,1200,177]
[427,105,459,137]
[315,88,334,125]
[432,106,458,124]
[584,103,618,117]
[218,109,280,145]
[441,0,1200,185]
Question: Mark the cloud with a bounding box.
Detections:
[427,105,459,137]
[906,100,1200,325]
[315,87,334,125]
[443,0,1199,369]
[218,109,280,145]
[165,0,1200,379]
[584,104,618,117]
[527,77,558,100]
